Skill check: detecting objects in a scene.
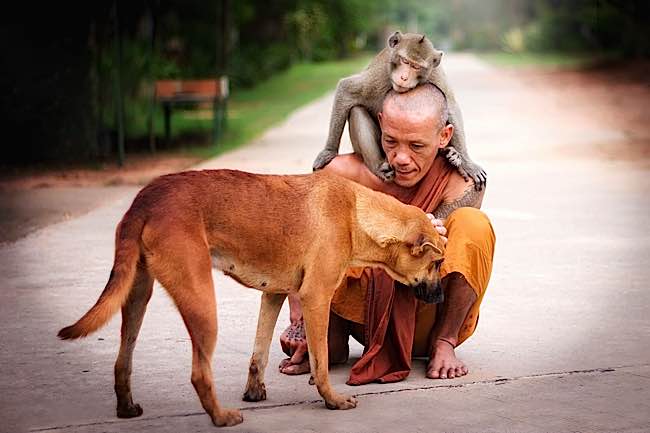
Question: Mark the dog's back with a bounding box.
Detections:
[130,169,357,293]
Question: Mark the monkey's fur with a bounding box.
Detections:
[313,31,486,190]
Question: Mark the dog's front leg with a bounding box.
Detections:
[301,291,358,410]
[243,292,287,402]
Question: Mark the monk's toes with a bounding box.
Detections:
[280,360,311,376]
[426,366,441,379]
[278,358,291,371]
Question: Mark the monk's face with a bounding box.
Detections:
[378,102,453,188]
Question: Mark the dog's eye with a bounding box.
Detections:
[434,259,444,271]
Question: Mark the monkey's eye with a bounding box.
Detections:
[400,56,409,65]
[411,63,422,71]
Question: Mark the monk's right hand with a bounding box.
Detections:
[279,318,309,373]
[426,213,448,245]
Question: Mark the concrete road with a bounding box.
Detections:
[1,54,649,433]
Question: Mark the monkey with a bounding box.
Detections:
[312,31,487,190]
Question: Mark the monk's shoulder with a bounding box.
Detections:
[323,154,384,191]
[442,169,477,203]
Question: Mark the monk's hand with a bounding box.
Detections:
[279,318,309,374]
[426,214,447,245]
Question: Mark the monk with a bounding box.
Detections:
[280,83,495,383]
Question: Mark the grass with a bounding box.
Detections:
[477,51,618,69]
[137,55,373,159]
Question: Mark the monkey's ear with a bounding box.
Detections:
[430,49,444,68]
[388,31,401,48]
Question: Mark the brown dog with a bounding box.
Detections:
[58,169,445,427]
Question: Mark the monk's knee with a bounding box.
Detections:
[447,207,495,247]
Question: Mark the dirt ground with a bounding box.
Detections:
[0,152,201,191]
[505,61,650,161]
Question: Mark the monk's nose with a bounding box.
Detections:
[392,150,411,165]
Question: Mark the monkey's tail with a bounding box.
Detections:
[57,212,145,340]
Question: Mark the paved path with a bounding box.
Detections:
[1,54,649,433]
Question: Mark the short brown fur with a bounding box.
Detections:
[58,169,445,427]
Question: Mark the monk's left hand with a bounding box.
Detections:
[426,214,447,245]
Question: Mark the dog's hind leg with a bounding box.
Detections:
[300,276,358,410]
[150,238,243,427]
[243,292,287,402]
[114,263,153,418]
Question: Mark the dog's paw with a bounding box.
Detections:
[213,408,244,427]
[116,402,143,418]
[376,161,395,182]
[325,394,358,410]
[313,149,338,171]
[243,382,267,402]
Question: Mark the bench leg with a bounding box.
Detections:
[163,103,171,145]
[212,99,224,144]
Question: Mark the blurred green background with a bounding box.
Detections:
[2,0,648,165]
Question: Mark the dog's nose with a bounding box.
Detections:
[412,281,444,304]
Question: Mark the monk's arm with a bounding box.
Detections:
[433,173,485,219]
[323,153,417,198]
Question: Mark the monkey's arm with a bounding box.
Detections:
[429,70,487,190]
[348,107,395,182]
[313,76,366,171]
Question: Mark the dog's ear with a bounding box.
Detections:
[410,234,443,257]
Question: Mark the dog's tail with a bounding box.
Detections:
[57,212,145,340]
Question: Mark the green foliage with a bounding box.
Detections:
[188,55,373,158]
[5,0,648,165]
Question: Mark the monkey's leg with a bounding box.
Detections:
[446,100,487,190]
[314,78,359,171]
[349,107,394,182]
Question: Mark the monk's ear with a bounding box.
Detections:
[411,234,443,257]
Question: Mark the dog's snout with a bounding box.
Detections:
[412,281,444,304]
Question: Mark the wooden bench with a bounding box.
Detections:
[150,77,229,146]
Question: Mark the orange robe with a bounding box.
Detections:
[330,156,496,385]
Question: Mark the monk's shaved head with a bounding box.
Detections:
[382,83,449,129]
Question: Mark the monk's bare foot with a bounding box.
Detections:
[426,339,468,379]
[279,358,311,375]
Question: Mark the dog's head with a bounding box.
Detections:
[375,213,446,304]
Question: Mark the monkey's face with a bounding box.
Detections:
[390,54,427,92]
[387,32,443,93]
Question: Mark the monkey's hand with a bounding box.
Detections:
[313,149,339,171]
[464,162,487,191]
[445,147,487,191]
[375,161,396,182]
